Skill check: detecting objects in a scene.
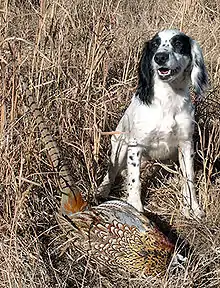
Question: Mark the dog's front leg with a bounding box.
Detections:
[178,141,204,219]
[127,139,143,212]
[97,135,128,199]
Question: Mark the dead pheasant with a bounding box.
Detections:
[22,80,182,276]
[59,200,176,276]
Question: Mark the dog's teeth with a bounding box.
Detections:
[158,69,171,76]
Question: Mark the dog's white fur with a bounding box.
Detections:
[98,29,208,218]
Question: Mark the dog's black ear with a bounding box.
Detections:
[136,41,154,105]
[191,40,208,100]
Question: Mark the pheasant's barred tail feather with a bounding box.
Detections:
[21,78,87,215]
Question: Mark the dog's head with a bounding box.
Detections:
[137,29,208,104]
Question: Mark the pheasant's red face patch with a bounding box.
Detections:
[63,192,87,214]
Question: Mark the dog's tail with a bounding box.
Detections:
[21,78,87,215]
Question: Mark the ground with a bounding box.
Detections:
[0,0,220,287]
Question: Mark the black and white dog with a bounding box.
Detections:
[98,29,208,219]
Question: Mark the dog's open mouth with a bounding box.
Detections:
[158,67,179,79]
[158,68,171,76]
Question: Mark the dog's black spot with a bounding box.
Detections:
[132,162,137,167]
[137,151,140,157]
[193,55,208,94]
[136,34,161,105]
[132,179,135,183]
[129,155,134,161]
[170,34,191,56]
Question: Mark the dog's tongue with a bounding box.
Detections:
[159,68,170,75]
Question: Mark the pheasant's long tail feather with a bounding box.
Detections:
[21,79,87,214]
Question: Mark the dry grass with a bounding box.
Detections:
[0,0,220,287]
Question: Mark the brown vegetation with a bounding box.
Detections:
[0,0,220,287]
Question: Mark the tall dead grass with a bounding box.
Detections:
[0,0,220,287]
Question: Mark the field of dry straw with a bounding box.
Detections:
[0,0,220,287]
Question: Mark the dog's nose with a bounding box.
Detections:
[154,52,169,65]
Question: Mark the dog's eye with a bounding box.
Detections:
[151,41,159,50]
[174,40,183,49]
[171,35,191,55]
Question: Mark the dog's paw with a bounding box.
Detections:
[192,206,205,219]
[182,205,205,220]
